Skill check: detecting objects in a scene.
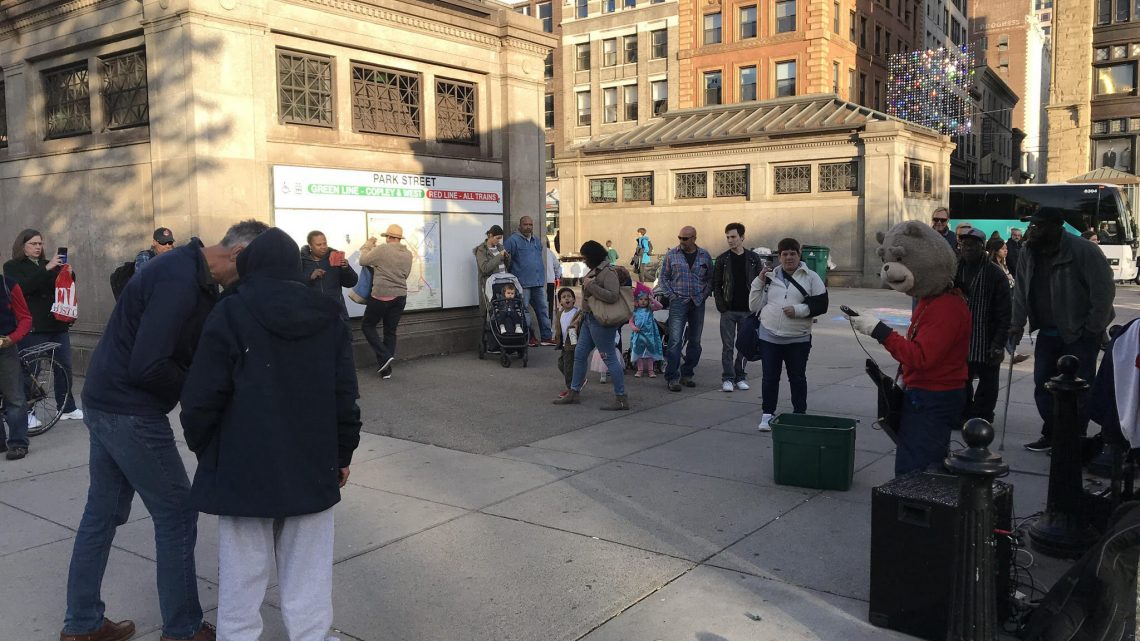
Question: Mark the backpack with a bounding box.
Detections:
[109,261,136,300]
[646,238,653,255]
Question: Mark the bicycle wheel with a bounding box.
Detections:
[25,354,67,437]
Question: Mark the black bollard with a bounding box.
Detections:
[1028,355,1099,558]
[944,418,1009,641]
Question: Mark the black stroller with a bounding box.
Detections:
[478,271,529,368]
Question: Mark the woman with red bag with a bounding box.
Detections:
[4,229,82,424]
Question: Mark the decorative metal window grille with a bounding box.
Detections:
[713,169,748,197]
[623,175,652,201]
[436,79,477,144]
[44,63,91,138]
[774,165,811,194]
[351,64,420,137]
[922,166,933,195]
[820,162,858,192]
[906,162,922,195]
[0,80,7,149]
[101,49,148,129]
[277,51,333,127]
[590,178,618,203]
[676,172,707,199]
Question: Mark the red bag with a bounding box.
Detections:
[51,265,78,323]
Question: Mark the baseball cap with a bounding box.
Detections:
[958,228,986,242]
[153,227,175,244]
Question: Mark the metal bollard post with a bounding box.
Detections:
[1028,355,1099,558]
[944,418,1009,641]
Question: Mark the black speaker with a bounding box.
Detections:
[868,470,1013,641]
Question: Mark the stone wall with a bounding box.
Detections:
[1044,0,1093,181]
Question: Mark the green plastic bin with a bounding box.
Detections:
[801,245,830,285]
[771,413,856,491]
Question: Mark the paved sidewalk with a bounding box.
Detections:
[3,287,1137,641]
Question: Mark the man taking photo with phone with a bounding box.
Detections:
[301,230,359,322]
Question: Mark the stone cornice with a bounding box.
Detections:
[1,0,132,39]
[501,35,550,56]
[284,0,501,47]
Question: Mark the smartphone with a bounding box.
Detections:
[57,247,68,265]
[330,250,346,267]
[840,305,859,317]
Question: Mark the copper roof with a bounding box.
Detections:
[578,94,931,154]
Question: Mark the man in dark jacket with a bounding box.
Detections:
[712,222,763,393]
[1006,227,1023,277]
[955,228,1012,424]
[180,227,361,641]
[1011,209,1116,452]
[0,276,33,460]
[931,207,957,250]
[301,229,359,320]
[62,220,267,641]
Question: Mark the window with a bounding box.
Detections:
[44,62,91,137]
[820,162,858,192]
[603,39,618,67]
[624,85,638,120]
[625,0,637,7]
[351,64,421,137]
[832,62,840,94]
[923,166,932,194]
[860,16,867,48]
[885,31,891,56]
[704,13,722,45]
[1098,0,1110,24]
[651,29,668,58]
[652,80,668,116]
[545,143,555,177]
[590,178,618,203]
[874,79,881,109]
[544,52,554,78]
[676,172,707,199]
[741,6,758,39]
[850,11,857,41]
[875,25,882,55]
[776,0,797,32]
[1094,138,1134,172]
[704,71,722,105]
[997,34,1008,51]
[603,0,615,13]
[576,43,591,71]
[604,87,618,123]
[905,161,933,196]
[277,50,332,128]
[623,175,652,201]
[436,79,477,144]
[740,66,757,101]
[834,1,840,33]
[849,69,855,100]
[0,80,6,149]
[1096,63,1136,95]
[514,5,529,15]
[774,165,810,194]
[624,35,638,64]
[576,0,587,18]
[101,49,149,130]
[776,61,796,97]
[714,168,748,196]
[1117,0,1130,22]
[544,94,554,129]
[859,72,867,104]
[577,91,591,126]
[538,2,553,32]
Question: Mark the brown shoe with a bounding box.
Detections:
[60,618,135,641]
[160,621,215,641]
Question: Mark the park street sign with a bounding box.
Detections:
[273,165,504,214]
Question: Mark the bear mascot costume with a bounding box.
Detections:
[847,220,972,476]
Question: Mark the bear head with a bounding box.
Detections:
[874,220,957,299]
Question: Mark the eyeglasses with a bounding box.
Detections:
[677,236,693,241]
[931,218,948,223]
[24,241,43,246]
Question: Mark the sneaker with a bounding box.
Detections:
[377,356,395,375]
[1024,437,1051,452]
[1012,353,1031,365]
[735,380,750,391]
[6,446,27,460]
[667,381,682,392]
[758,413,774,432]
[27,413,41,429]
[600,374,608,384]
[60,409,84,421]
[721,381,734,393]
[528,337,539,347]
[539,339,558,346]
[680,378,696,388]
[648,371,656,378]
[380,365,393,380]
[500,324,507,334]
[634,371,643,378]
[558,390,570,399]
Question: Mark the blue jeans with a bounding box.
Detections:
[664,298,705,382]
[20,331,76,413]
[0,344,28,448]
[524,286,552,341]
[758,338,812,414]
[65,408,203,639]
[895,388,966,476]
[719,310,751,383]
[1033,332,1098,439]
[570,314,625,395]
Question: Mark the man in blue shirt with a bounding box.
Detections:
[659,225,713,391]
[504,216,555,345]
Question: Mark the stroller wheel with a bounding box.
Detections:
[478,339,485,359]
[501,353,511,368]
[523,353,529,367]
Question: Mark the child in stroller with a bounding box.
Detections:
[495,284,526,336]
[481,271,530,367]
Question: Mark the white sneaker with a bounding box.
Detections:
[27,413,41,429]
[721,381,734,393]
[61,409,84,421]
[758,413,773,432]
[735,380,750,391]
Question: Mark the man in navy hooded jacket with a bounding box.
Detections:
[180,227,361,641]
[63,220,267,641]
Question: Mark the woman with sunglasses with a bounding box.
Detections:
[3,229,83,425]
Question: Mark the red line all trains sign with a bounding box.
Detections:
[272,165,504,214]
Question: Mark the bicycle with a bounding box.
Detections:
[0,341,69,437]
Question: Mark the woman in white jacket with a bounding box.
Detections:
[748,238,827,431]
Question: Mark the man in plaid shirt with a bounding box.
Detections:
[659,225,713,391]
